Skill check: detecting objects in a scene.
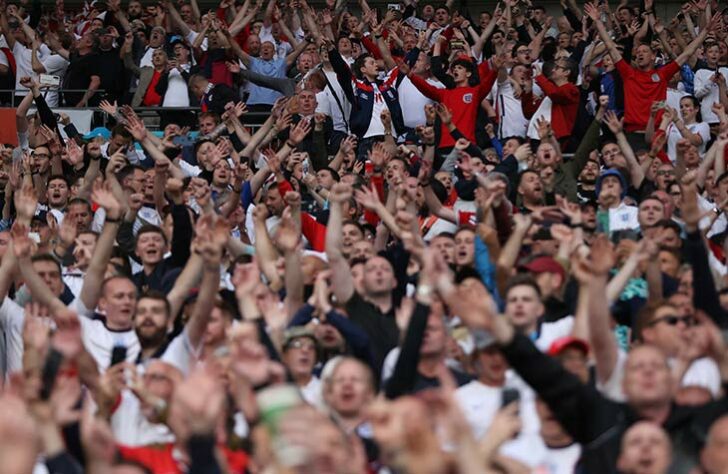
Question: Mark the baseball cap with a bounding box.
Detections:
[548,336,589,357]
[519,255,565,281]
[595,169,627,199]
[83,127,112,140]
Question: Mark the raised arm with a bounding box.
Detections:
[676,13,719,66]
[583,2,623,64]
[325,183,355,304]
[79,182,123,311]
[186,218,228,348]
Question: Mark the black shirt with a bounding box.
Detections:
[62,52,100,106]
[94,47,126,102]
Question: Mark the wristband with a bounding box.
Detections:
[286,140,297,148]
[105,216,121,223]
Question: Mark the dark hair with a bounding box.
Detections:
[516,169,540,188]
[545,58,578,83]
[111,124,132,139]
[679,95,703,123]
[68,197,92,213]
[30,254,62,274]
[323,167,340,182]
[136,224,168,246]
[117,164,144,183]
[47,174,69,187]
[503,135,526,146]
[342,219,364,236]
[504,274,542,300]
[137,289,172,317]
[353,54,373,79]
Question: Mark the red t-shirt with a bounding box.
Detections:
[409,61,497,148]
[143,70,163,106]
[118,443,249,474]
[534,75,580,139]
[615,59,680,132]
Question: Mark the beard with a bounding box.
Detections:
[135,325,167,348]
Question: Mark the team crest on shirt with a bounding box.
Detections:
[463,93,473,103]
[651,74,660,82]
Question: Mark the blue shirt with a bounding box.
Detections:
[246,57,286,105]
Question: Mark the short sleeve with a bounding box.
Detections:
[614,59,633,79]
[659,61,681,81]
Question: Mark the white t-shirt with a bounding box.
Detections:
[316,69,352,134]
[608,203,640,234]
[363,83,393,139]
[79,316,139,371]
[13,42,51,96]
[40,54,70,107]
[111,388,174,446]
[397,75,443,130]
[666,121,710,161]
[162,66,190,107]
[0,296,93,374]
[694,67,728,124]
[493,80,529,139]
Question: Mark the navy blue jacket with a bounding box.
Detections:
[328,47,418,138]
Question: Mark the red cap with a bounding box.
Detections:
[548,336,589,357]
[520,256,565,281]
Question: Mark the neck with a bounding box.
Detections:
[418,355,444,378]
[477,375,505,388]
[142,261,158,275]
[364,73,378,82]
[366,293,393,314]
[635,402,672,424]
[154,64,166,72]
[139,342,163,360]
[553,77,568,86]
[541,428,574,449]
[455,78,468,87]
[333,411,364,434]
[292,372,312,387]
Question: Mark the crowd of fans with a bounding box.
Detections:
[5,0,728,472]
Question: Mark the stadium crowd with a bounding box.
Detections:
[4,0,728,472]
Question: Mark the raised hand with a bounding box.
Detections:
[603,110,623,134]
[288,119,312,145]
[368,142,391,169]
[354,184,382,211]
[274,211,301,253]
[99,100,118,116]
[329,182,353,203]
[91,180,122,220]
[14,182,38,223]
[124,115,147,142]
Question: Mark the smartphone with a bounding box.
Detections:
[39,74,61,87]
[501,388,520,407]
[387,3,401,10]
[40,349,63,400]
[110,345,127,366]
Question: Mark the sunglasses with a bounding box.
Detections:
[647,315,697,327]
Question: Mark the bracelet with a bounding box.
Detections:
[105,216,121,223]
[285,140,297,148]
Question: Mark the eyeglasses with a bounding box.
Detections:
[656,170,674,176]
[517,49,531,54]
[647,315,697,327]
